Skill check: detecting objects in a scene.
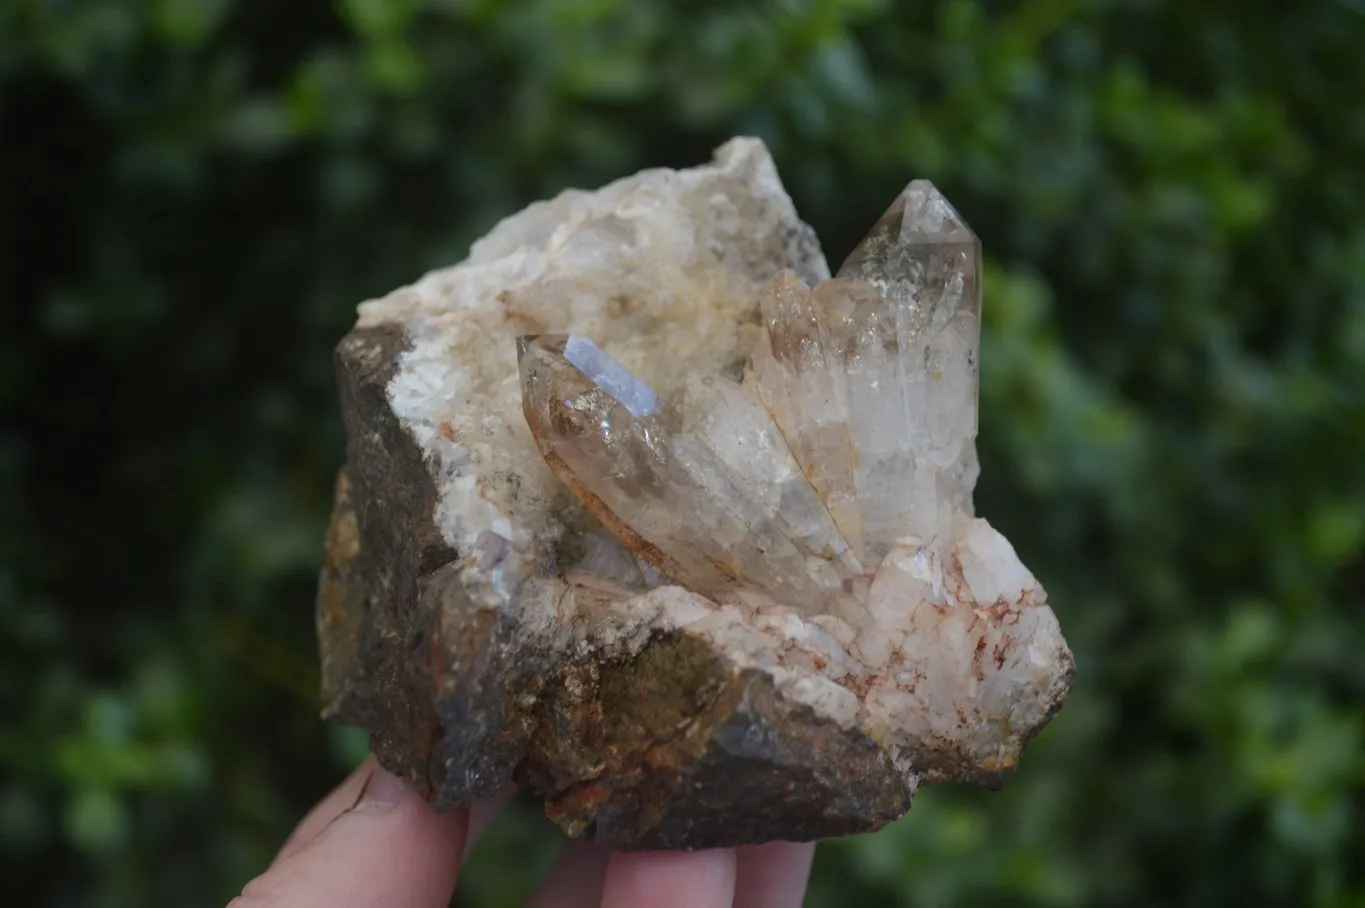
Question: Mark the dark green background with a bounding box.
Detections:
[3,0,1363,905]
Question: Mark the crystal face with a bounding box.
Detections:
[829,179,980,561]
[519,180,989,610]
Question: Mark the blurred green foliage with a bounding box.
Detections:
[2,0,1363,905]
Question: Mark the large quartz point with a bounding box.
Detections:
[318,138,1074,850]
[752,181,983,564]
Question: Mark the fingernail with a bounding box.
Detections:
[355,766,405,811]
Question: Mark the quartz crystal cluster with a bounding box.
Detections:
[317,138,1074,850]
[520,180,990,612]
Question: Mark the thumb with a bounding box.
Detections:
[230,765,468,908]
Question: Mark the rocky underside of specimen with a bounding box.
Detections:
[317,138,1074,849]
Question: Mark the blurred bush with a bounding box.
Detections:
[2,0,1362,905]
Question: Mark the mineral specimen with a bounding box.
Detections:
[318,138,1074,849]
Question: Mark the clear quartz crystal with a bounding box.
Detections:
[520,179,988,612]
[676,373,861,579]
[763,179,982,563]
[749,272,865,560]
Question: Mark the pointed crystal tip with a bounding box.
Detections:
[515,334,556,361]
[893,179,976,244]
[838,179,978,284]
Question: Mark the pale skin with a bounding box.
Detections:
[229,757,815,908]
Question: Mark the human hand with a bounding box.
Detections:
[230,757,814,908]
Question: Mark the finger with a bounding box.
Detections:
[733,842,815,908]
[524,840,610,908]
[231,766,466,908]
[273,757,376,864]
[600,849,738,908]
